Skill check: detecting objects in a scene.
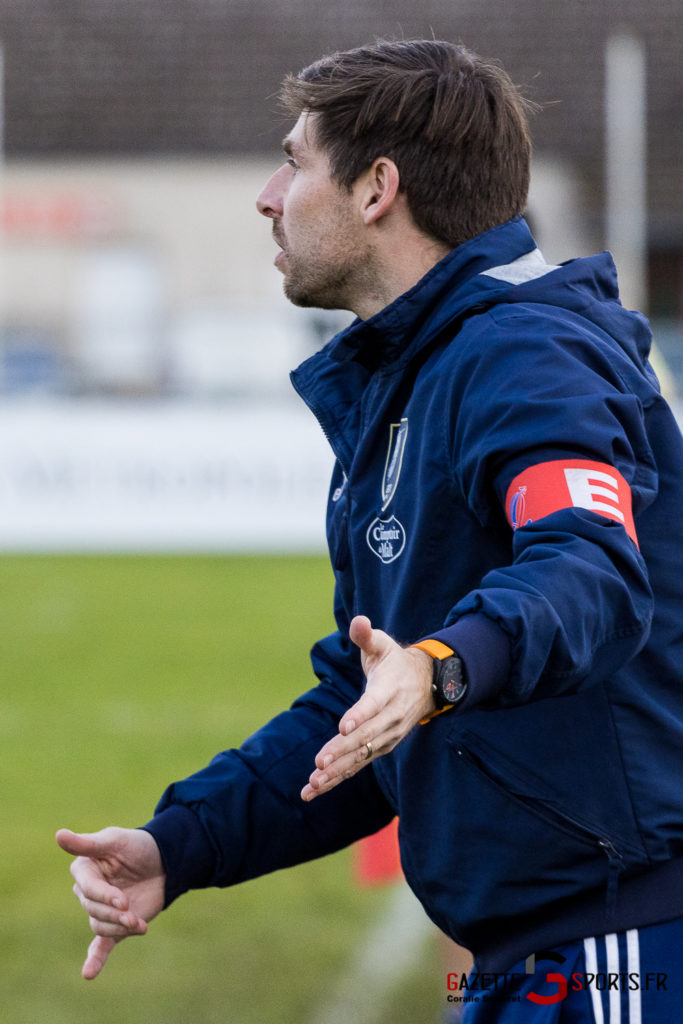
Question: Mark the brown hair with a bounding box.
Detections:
[280,40,536,248]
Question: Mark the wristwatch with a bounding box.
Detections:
[411,638,467,719]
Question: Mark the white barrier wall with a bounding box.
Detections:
[0,401,334,551]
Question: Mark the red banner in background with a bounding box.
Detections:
[0,192,119,237]
[353,818,402,886]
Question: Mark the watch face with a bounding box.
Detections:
[443,673,462,703]
[435,655,466,706]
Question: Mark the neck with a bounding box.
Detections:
[353,233,451,320]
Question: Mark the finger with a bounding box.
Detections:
[69,858,127,910]
[314,706,380,769]
[314,687,401,770]
[87,914,148,939]
[304,733,386,801]
[82,936,117,981]
[301,753,368,801]
[335,688,386,744]
[302,776,343,802]
[73,883,140,929]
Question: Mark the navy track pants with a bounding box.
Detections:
[460,917,683,1023]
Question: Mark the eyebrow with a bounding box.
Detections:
[282,134,310,162]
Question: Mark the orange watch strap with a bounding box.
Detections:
[418,705,456,725]
[411,638,456,724]
[411,638,454,660]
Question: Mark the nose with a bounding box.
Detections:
[256,164,289,219]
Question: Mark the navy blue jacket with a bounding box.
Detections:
[145,218,683,970]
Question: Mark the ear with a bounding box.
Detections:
[358,157,401,226]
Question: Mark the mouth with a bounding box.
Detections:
[273,232,286,269]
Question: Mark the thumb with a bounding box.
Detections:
[55,828,116,859]
[82,935,117,981]
[349,615,392,660]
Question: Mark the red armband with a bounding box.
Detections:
[505,459,638,548]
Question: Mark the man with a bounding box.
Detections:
[58,40,683,1020]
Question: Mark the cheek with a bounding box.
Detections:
[285,198,322,247]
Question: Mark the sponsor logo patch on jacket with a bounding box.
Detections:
[366,515,406,564]
[505,459,638,546]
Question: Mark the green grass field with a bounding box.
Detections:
[2,555,442,1024]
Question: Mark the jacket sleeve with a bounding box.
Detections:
[423,306,658,709]
[142,627,394,906]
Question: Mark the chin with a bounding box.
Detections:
[284,281,338,311]
[284,287,315,309]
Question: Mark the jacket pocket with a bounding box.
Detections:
[453,739,623,866]
[396,728,632,950]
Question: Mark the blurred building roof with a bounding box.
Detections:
[0,0,681,242]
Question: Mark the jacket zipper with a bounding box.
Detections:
[454,745,623,867]
[455,743,626,915]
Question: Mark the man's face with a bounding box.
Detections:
[256,113,373,312]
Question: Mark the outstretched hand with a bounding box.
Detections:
[301,615,434,802]
[56,826,166,980]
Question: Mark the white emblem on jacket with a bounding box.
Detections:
[381,418,408,511]
[366,515,406,564]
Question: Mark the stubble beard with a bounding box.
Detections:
[281,243,379,314]
[282,260,354,311]
[274,201,377,313]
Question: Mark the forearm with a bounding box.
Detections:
[144,677,394,905]
[428,508,652,708]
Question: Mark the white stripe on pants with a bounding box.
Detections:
[583,931,642,1024]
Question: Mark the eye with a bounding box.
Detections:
[286,157,299,171]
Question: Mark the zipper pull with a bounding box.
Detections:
[598,839,624,920]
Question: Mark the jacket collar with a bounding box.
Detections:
[323,216,539,369]
[290,218,539,470]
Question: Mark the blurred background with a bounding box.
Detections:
[0,2,680,1022]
